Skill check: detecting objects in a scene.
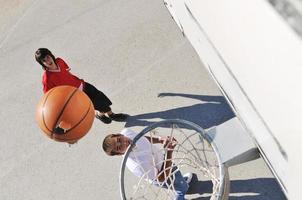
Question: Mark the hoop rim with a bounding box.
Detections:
[119,119,227,200]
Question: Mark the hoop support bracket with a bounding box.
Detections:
[206,117,260,167]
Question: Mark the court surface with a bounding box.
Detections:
[0,0,286,199]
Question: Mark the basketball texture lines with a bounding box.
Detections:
[36,86,95,144]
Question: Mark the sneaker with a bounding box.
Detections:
[183,173,193,185]
[109,113,128,122]
[96,114,112,124]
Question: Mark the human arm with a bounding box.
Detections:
[145,135,169,144]
[125,132,176,182]
[156,137,177,182]
[145,136,161,144]
[42,73,55,93]
[57,57,71,71]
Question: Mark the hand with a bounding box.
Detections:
[53,121,71,134]
[162,136,177,150]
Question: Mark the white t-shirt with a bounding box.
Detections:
[121,128,164,181]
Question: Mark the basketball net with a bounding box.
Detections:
[120,119,229,200]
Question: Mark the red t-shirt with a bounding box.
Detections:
[42,58,84,93]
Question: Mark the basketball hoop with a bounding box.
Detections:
[120,119,229,200]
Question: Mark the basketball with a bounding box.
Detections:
[36,85,95,144]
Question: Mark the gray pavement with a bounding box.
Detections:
[0,0,285,199]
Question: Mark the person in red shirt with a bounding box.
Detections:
[35,48,127,124]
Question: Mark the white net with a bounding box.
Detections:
[120,119,229,200]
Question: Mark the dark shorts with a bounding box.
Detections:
[83,82,112,113]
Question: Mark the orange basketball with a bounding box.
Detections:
[36,86,95,144]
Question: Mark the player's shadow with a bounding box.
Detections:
[125,93,235,129]
[187,176,286,200]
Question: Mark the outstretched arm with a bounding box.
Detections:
[158,92,224,103]
[145,135,166,144]
[156,137,177,182]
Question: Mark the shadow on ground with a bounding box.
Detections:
[125,93,286,200]
[125,92,235,130]
[186,175,286,200]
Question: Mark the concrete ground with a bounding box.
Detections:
[0,0,286,199]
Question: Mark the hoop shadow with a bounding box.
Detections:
[125,93,235,129]
[186,175,286,200]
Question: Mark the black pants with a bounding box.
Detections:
[83,82,112,113]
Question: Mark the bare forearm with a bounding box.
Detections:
[145,136,163,144]
[157,151,173,182]
[149,136,177,182]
